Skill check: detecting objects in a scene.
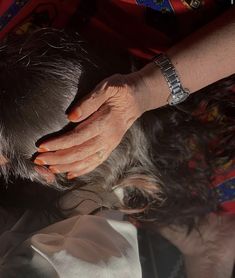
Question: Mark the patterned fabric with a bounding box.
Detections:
[0,0,29,32]
[212,167,235,213]
[136,0,174,13]
[0,0,228,58]
[75,0,229,60]
[136,0,228,12]
[214,178,235,204]
[193,86,235,214]
[0,0,80,40]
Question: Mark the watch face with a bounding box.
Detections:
[168,90,190,106]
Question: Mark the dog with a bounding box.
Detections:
[0,29,234,227]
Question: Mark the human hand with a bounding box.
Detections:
[158,214,235,278]
[34,72,148,179]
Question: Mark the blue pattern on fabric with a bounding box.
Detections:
[136,0,174,13]
[0,0,29,32]
[213,178,235,203]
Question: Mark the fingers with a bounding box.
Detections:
[35,105,118,178]
[67,165,100,179]
[38,115,100,152]
[34,73,141,179]
[49,150,106,178]
[68,82,111,123]
[36,136,103,165]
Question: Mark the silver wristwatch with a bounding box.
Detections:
[154,53,190,106]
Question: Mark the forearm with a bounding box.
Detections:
[137,7,235,111]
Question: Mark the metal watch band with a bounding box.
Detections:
[153,53,189,106]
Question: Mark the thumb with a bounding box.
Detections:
[68,88,109,123]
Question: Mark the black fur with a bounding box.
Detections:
[0,29,234,227]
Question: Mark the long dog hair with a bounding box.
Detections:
[0,29,234,226]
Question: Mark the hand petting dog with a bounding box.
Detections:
[36,72,149,179]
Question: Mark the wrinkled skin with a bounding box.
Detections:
[35,72,148,179]
[157,214,235,278]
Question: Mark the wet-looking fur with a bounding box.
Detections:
[0,29,234,226]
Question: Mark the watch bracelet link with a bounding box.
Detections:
[153,53,190,106]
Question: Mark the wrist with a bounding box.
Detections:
[121,72,149,118]
[131,63,170,112]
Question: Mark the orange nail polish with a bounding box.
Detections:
[38,147,49,153]
[68,109,81,122]
[34,158,46,165]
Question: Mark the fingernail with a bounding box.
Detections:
[49,166,60,174]
[68,109,81,122]
[38,147,50,153]
[67,173,78,180]
[34,158,47,165]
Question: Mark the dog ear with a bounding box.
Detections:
[114,174,163,212]
[34,166,55,184]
